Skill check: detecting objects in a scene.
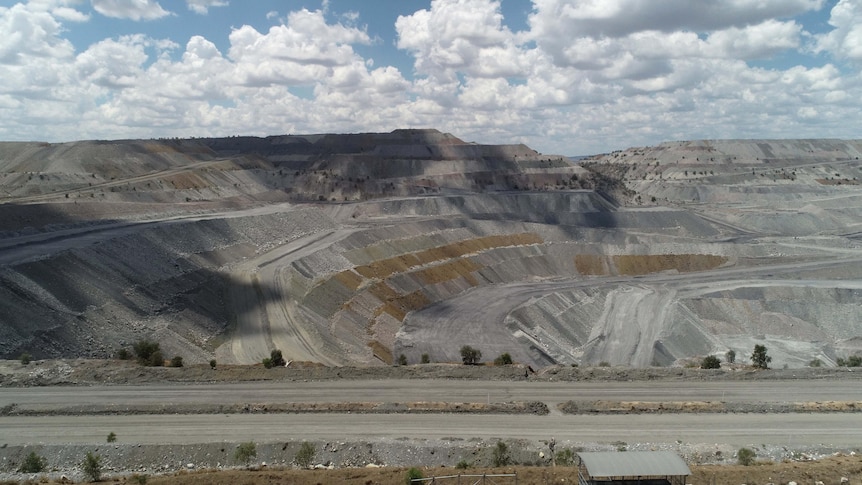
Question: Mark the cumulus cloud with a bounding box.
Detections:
[396,0,530,78]
[816,0,862,61]
[91,0,170,21]
[2,0,861,155]
[186,0,228,15]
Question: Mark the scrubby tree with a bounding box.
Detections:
[107,431,117,443]
[116,348,131,360]
[494,352,513,365]
[397,354,408,366]
[82,451,102,482]
[209,359,217,369]
[460,345,482,365]
[235,441,257,467]
[420,353,430,364]
[725,349,736,364]
[133,339,162,366]
[492,441,511,467]
[294,441,316,469]
[701,355,721,369]
[737,447,756,466]
[20,352,31,365]
[18,451,47,473]
[750,344,771,369]
[405,467,424,484]
[269,349,286,367]
[169,356,183,368]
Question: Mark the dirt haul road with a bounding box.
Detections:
[2,379,861,447]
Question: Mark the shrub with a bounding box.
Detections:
[421,353,430,364]
[18,451,47,473]
[82,451,102,482]
[149,350,164,367]
[492,441,510,467]
[116,348,131,360]
[598,361,611,367]
[398,354,408,366]
[294,441,316,469]
[131,474,148,484]
[19,353,31,365]
[494,352,513,365]
[725,349,736,364]
[460,345,482,365]
[808,358,823,367]
[701,355,721,369]
[235,441,256,467]
[209,359,217,369]
[555,448,575,466]
[133,339,160,365]
[737,447,756,466]
[750,344,771,369]
[262,357,273,369]
[405,467,424,484]
[269,349,286,367]
[107,431,117,443]
[846,355,862,367]
[169,356,183,368]
[455,459,471,469]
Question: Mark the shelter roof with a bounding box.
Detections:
[578,451,691,478]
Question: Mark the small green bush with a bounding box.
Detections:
[725,349,736,364]
[294,441,316,469]
[455,459,471,469]
[107,431,117,443]
[131,473,148,484]
[494,352,513,365]
[209,359,217,369]
[598,361,611,367]
[555,448,575,466]
[116,348,131,360]
[808,358,823,367]
[133,339,160,365]
[421,353,430,364]
[405,467,424,484]
[149,350,164,367]
[235,441,256,467]
[270,349,286,367]
[492,441,510,467]
[737,447,756,466]
[20,353,31,365]
[398,354,408,366]
[460,345,482,365]
[701,355,721,369]
[262,357,273,369]
[18,451,47,473]
[82,451,102,482]
[169,356,183,368]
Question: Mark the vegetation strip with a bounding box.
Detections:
[0,401,549,416]
[559,400,862,414]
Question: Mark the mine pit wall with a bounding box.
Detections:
[0,208,337,360]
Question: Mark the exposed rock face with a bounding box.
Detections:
[1,131,861,368]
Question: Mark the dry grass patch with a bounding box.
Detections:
[575,254,726,276]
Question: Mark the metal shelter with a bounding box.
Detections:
[576,451,690,485]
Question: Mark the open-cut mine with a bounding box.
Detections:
[2,130,862,369]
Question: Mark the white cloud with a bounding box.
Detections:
[91,0,170,21]
[396,0,530,78]
[186,0,228,15]
[2,0,862,155]
[816,0,862,61]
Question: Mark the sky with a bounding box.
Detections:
[1,0,860,155]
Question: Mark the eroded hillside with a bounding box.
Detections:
[1,132,861,368]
